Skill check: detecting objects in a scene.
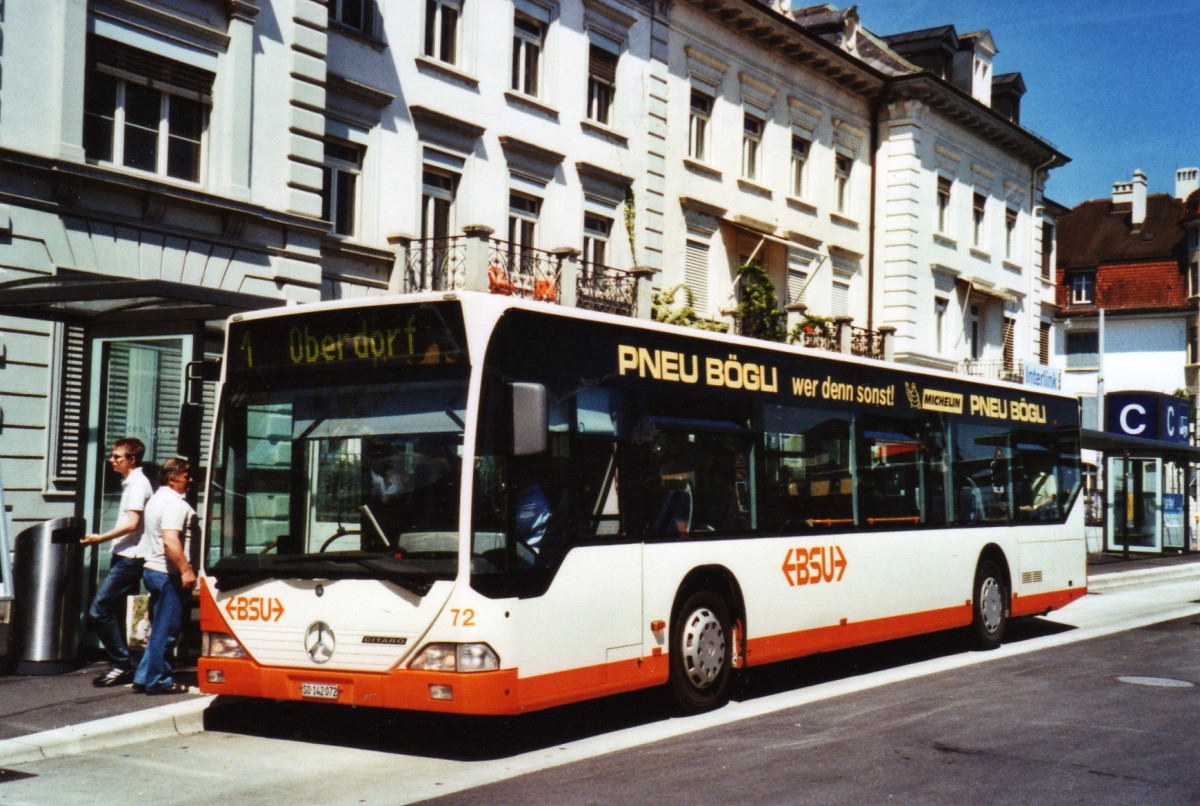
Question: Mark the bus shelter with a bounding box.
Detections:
[1082,396,1200,556]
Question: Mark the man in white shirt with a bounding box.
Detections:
[82,437,153,687]
[134,457,197,695]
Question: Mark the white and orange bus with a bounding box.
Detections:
[198,292,1086,714]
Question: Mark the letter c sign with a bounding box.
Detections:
[1120,403,1147,435]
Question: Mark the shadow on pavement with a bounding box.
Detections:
[203,616,1076,762]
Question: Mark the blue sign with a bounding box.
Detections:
[1106,392,1191,444]
[1023,363,1059,390]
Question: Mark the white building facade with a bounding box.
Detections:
[0,0,1070,556]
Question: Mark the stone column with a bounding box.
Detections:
[836,316,854,354]
[631,267,658,319]
[550,247,580,308]
[879,325,897,362]
[462,225,495,293]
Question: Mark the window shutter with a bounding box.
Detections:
[54,325,87,483]
[1038,322,1051,365]
[831,280,849,317]
[589,45,617,84]
[685,239,710,313]
[89,35,214,100]
[1002,317,1016,370]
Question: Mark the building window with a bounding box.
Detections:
[587,45,617,125]
[741,113,762,181]
[688,90,712,162]
[935,297,948,354]
[330,0,377,37]
[835,156,851,214]
[511,14,544,97]
[424,0,461,65]
[82,42,210,183]
[1041,222,1054,280]
[1190,258,1199,297]
[832,279,850,317]
[790,133,809,198]
[508,192,540,267]
[1065,331,1099,369]
[1039,321,1051,365]
[582,214,611,276]
[969,304,981,360]
[937,176,952,233]
[321,140,362,237]
[418,167,458,290]
[787,249,810,306]
[1189,325,1199,365]
[421,168,457,241]
[1070,271,1095,306]
[972,193,986,248]
[1002,316,1016,374]
[685,237,710,312]
[1005,207,1018,259]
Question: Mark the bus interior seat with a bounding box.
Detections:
[652,486,693,536]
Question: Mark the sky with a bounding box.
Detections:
[848,0,1200,208]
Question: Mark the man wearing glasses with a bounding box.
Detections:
[81,437,153,687]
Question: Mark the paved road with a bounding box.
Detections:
[0,579,1197,805]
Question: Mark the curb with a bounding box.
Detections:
[0,694,213,767]
[1087,563,1200,593]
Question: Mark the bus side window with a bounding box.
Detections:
[952,424,1012,524]
[761,404,852,533]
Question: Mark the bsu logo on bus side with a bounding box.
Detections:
[781,546,848,586]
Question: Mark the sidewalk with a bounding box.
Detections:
[0,551,1198,766]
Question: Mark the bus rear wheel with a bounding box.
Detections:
[669,591,732,713]
[970,559,1008,649]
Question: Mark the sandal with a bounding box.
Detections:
[145,682,191,695]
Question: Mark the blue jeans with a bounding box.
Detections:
[87,555,144,671]
[134,570,185,692]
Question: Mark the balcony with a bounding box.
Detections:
[396,226,648,318]
[789,309,894,361]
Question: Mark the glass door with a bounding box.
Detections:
[1106,456,1161,553]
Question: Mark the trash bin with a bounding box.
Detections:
[10,517,84,675]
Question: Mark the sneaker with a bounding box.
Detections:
[93,668,132,687]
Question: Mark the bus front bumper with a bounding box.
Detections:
[198,657,522,715]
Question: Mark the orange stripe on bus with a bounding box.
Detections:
[745,603,973,666]
[1010,586,1087,617]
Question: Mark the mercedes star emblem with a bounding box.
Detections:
[304,621,335,664]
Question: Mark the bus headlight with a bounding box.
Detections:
[409,642,499,672]
[202,631,247,659]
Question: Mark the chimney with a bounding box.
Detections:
[1112,170,1147,227]
[1177,167,1199,201]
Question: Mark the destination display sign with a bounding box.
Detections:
[227,302,468,377]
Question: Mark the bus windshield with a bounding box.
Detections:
[205,373,468,593]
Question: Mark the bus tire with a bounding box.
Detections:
[669,590,732,713]
[970,559,1008,649]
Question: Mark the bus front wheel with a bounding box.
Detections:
[970,559,1008,649]
[669,591,732,713]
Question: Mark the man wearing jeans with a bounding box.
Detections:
[81,437,153,687]
[134,457,197,695]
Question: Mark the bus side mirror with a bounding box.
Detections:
[511,382,548,456]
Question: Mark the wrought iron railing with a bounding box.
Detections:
[487,240,561,303]
[404,236,465,292]
[958,359,1026,385]
[577,264,638,317]
[795,320,840,353]
[849,325,885,360]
